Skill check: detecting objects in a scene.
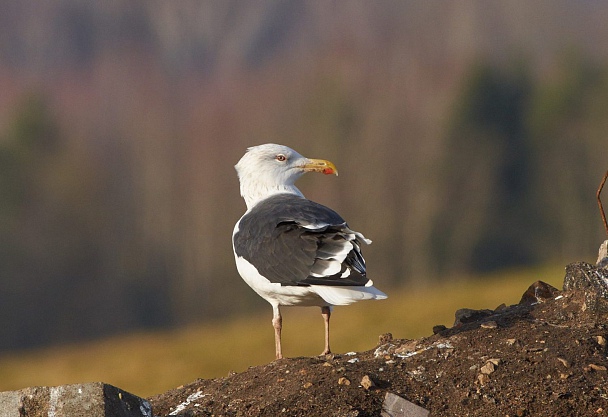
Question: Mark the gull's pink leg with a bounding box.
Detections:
[272,305,283,360]
[321,306,331,355]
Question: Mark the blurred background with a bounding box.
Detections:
[0,0,607,395]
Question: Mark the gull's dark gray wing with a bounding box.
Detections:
[233,194,370,287]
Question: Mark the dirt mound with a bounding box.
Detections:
[149,262,608,416]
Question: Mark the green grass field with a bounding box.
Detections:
[0,265,565,397]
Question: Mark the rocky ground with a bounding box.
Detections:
[149,260,608,417]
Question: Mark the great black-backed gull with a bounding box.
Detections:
[232,144,387,359]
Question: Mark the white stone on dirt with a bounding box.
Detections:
[381,392,429,417]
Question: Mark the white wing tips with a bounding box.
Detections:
[365,285,387,300]
[311,285,387,306]
[358,235,372,245]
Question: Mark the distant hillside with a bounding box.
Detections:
[2,2,608,74]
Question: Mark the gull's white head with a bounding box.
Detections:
[235,143,338,210]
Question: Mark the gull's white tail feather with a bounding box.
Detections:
[311,285,388,306]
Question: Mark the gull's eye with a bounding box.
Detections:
[275,154,287,162]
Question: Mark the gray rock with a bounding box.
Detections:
[0,382,152,417]
[597,240,608,268]
[381,392,429,417]
[563,261,608,314]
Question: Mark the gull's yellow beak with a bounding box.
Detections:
[301,158,338,176]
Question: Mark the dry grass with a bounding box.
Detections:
[0,265,564,397]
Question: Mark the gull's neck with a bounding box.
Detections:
[241,181,304,210]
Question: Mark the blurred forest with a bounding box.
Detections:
[0,1,606,351]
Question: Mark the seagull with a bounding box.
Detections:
[232,144,387,360]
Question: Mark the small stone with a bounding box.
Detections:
[480,362,496,375]
[454,308,494,327]
[379,333,393,344]
[487,358,501,366]
[477,373,490,385]
[557,357,570,368]
[303,382,313,389]
[481,321,498,329]
[586,364,607,372]
[506,338,518,346]
[360,375,375,390]
[519,281,560,305]
[527,347,544,353]
[432,325,447,334]
[595,335,607,347]
[482,393,496,404]
[338,377,351,386]
[494,303,507,311]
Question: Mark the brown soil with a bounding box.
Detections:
[149,262,608,416]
